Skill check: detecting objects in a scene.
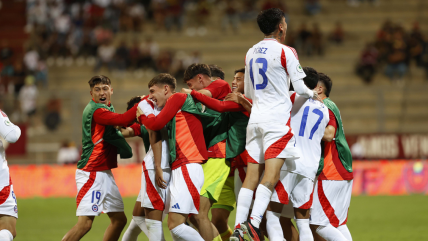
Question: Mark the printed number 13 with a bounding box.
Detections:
[250,58,268,90]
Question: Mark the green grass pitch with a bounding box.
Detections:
[14,195,428,240]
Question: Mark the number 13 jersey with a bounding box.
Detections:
[244,38,306,125]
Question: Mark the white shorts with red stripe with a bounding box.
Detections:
[140,164,171,212]
[310,179,352,228]
[169,163,204,215]
[245,123,299,164]
[75,169,124,216]
[271,171,314,209]
[0,182,18,219]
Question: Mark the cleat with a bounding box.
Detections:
[239,220,263,241]
[230,226,245,241]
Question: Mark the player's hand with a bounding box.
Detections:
[312,91,323,102]
[139,95,145,99]
[136,107,144,121]
[225,92,240,103]
[181,88,191,94]
[155,167,167,189]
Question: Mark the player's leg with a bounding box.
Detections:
[104,212,127,241]
[168,212,203,241]
[121,200,146,241]
[295,208,313,241]
[62,216,95,241]
[337,225,352,241]
[103,170,127,240]
[0,182,18,240]
[265,201,284,241]
[189,197,216,240]
[280,217,299,241]
[291,174,316,241]
[211,174,235,241]
[0,215,16,240]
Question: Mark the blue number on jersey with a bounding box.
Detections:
[299,106,324,140]
[91,191,101,204]
[249,58,268,90]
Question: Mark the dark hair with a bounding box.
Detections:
[183,63,211,82]
[234,68,245,75]
[209,64,225,80]
[127,96,142,111]
[148,73,177,90]
[257,8,285,35]
[88,75,111,88]
[302,67,319,90]
[318,73,332,97]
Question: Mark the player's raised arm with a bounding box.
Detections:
[93,105,138,127]
[0,111,21,143]
[191,90,245,113]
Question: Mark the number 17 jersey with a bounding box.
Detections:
[244,38,306,125]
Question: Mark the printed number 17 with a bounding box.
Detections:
[299,106,324,140]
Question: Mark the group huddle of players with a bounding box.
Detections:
[0,7,354,241]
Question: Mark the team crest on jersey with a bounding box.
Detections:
[14,205,18,213]
[92,204,99,212]
[297,64,303,73]
[4,120,11,126]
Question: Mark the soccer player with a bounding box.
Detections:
[0,110,21,241]
[182,63,232,241]
[137,73,206,241]
[268,67,330,241]
[309,73,353,241]
[121,96,170,241]
[233,8,319,241]
[62,75,138,241]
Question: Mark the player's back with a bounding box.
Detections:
[288,94,329,179]
[244,39,305,125]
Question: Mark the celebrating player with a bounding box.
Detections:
[268,67,330,241]
[0,110,21,241]
[309,73,353,241]
[62,75,138,241]
[137,73,207,241]
[182,64,232,241]
[233,8,319,241]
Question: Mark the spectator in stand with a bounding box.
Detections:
[44,95,61,131]
[24,47,40,73]
[128,2,145,32]
[221,0,240,32]
[172,59,187,82]
[261,0,288,23]
[35,59,48,88]
[57,140,80,165]
[185,51,202,66]
[94,40,116,72]
[305,0,321,15]
[311,23,324,56]
[115,41,129,71]
[19,75,38,119]
[384,31,408,84]
[356,42,379,84]
[0,43,13,93]
[128,40,141,69]
[296,23,312,56]
[0,40,13,62]
[139,37,159,70]
[329,21,345,44]
[152,0,167,30]
[408,22,425,67]
[12,62,26,97]
[156,50,173,73]
[165,0,184,32]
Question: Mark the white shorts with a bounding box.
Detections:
[310,179,353,227]
[271,171,314,209]
[234,166,263,209]
[169,163,204,215]
[75,169,124,216]
[246,123,299,164]
[140,165,171,212]
[0,183,18,219]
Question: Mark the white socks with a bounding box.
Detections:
[337,225,352,241]
[316,224,348,241]
[146,218,165,241]
[0,230,13,241]
[266,211,283,241]
[170,223,204,241]
[250,184,272,228]
[133,216,150,237]
[295,219,314,241]
[122,219,142,241]
[234,188,254,227]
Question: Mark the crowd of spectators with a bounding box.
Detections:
[356,21,428,84]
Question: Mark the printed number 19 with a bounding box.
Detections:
[299,106,324,140]
[91,191,101,204]
[249,58,268,90]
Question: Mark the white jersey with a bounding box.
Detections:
[0,110,21,188]
[283,93,329,180]
[244,38,306,125]
[138,100,170,170]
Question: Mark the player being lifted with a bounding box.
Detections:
[63,75,138,241]
[232,8,320,241]
[0,110,21,241]
[137,73,206,241]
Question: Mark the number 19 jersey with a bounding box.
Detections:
[244,39,306,125]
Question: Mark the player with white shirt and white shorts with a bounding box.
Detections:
[0,110,21,241]
[270,67,330,241]
[232,8,319,241]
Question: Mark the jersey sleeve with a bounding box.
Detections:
[282,47,306,82]
[0,110,21,143]
[191,90,246,113]
[138,99,155,117]
[204,79,232,100]
[139,93,187,131]
[93,105,138,126]
[129,123,142,136]
[327,109,337,129]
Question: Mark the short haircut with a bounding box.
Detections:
[127,96,141,111]
[318,73,332,97]
[88,75,111,88]
[234,68,245,75]
[148,73,177,90]
[183,63,211,82]
[302,67,319,90]
[257,8,285,35]
[209,64,225,80]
